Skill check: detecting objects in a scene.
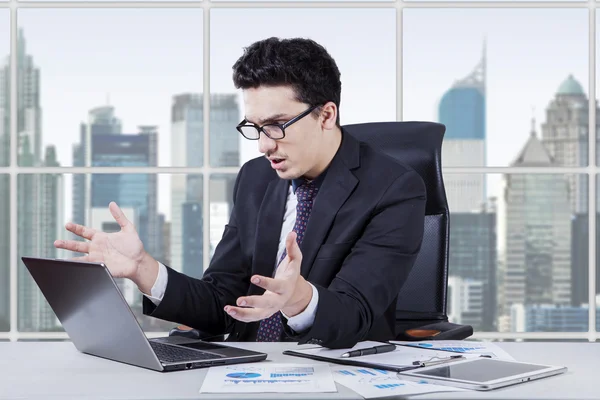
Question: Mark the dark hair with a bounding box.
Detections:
[232,37,341,126]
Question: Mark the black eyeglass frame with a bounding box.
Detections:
[236,105,320,140]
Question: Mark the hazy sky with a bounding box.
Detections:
[0,7,593,221]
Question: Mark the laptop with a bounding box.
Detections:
[21,256,267,372]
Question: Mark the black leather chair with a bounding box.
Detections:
[171,121,473,342]
[343,121,473,341]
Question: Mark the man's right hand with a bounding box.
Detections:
[53,201,159,294]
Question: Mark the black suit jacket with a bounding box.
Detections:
[143,130,426,348]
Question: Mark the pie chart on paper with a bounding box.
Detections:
[226,372,262,379]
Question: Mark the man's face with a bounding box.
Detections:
[242,86,323,180]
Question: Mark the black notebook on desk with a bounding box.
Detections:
[283,341,473,372]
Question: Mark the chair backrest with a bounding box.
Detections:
[343,121,449,321]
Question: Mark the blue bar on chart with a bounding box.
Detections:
[270,373,310,378]
[338,370,355,376]
[357,369,376,376]
[373,369,388,374]
[374,383,404,389]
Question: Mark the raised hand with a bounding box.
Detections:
[225,231,313,322]
[54,201,147,280]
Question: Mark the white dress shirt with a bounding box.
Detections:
[143,184,319,333]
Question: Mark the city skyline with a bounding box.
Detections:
[0,8,591,222]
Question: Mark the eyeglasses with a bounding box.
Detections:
[236,105,319,141]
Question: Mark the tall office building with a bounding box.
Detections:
[541,75,599,214]
[72,107,161,263]
[0,51,8,167]
[210,94,240,167]
[171,94,203,273]
[89,127,160,262]
[447,277,485,328]
[18,142,63,332]
[15,29,41,165]
[448,210,497,331]
[496,123,572,332]
[0,41,9,331]
[10,30,64,332]
[511,302,600,332]
[570,213,600,306]
[72,106,122,227]
[438,42,486,212]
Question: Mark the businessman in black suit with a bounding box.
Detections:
[55,37,426,349]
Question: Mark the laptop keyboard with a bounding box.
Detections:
[150,341,218,363]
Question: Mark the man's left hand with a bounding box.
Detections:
[224,231,313,322]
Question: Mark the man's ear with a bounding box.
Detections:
[320,102,338,130]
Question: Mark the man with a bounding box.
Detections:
[55,37,426,349]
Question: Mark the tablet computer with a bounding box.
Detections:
[398,357,567,391]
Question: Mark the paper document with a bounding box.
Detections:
[285,341,479,371]
[331,366,466,399]
[391,340,515,360]
[199,363,337,394]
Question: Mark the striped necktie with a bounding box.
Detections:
[256,181,319,342]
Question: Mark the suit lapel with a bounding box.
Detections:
[250,177,288,295]
[300,131,360,278]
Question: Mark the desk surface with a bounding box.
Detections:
[0,341,598,400]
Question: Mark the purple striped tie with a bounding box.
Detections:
[256,181,319,342]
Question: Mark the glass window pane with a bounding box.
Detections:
[403,9,588,167]
[17,173,190,333]
[209,174,235,263]
[211,9,396,166]
[213,0,389,2]
[173,174,204,279]
[596,176,600,332]
[0,174,8,332]
[447,173,587,332]
[19,0,201,3]
[17,9,203,167]
[1,10,9,167]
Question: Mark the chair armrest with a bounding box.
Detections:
[395,321,473,341]
[169,325,225,342]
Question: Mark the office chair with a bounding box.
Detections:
[171,121,473,342]
[343,121,473,341]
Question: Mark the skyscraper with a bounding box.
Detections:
[438,42,486,212]
[210,94,240,168]
[0,33,9,331]
[0,50,8,167]
[18,141,63,332]
[15,29,41,165]
[72,106,122,227]
[541,75,598,214]
[10,30,64,332]
[171,94,203,273]
[170,93,239,274]
[89,127,160,261]
[496,123,571,332]
[448,210,497,331]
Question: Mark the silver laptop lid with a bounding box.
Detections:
[22,256,163,371]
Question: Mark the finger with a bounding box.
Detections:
[64,222,96,241]
[285,231,302,261]
[250,275,285,294]
[236,294,278,310]
[109,201,134,232]
[54,239,90,254]
[68,255,90,262]
[224,305,273,323]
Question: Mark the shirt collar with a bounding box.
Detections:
[291,169,328,193]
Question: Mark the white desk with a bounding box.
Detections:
[0,341,598,399]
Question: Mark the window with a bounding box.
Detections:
[0,0,597,342]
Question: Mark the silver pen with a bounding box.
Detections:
[412,355,465,367]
